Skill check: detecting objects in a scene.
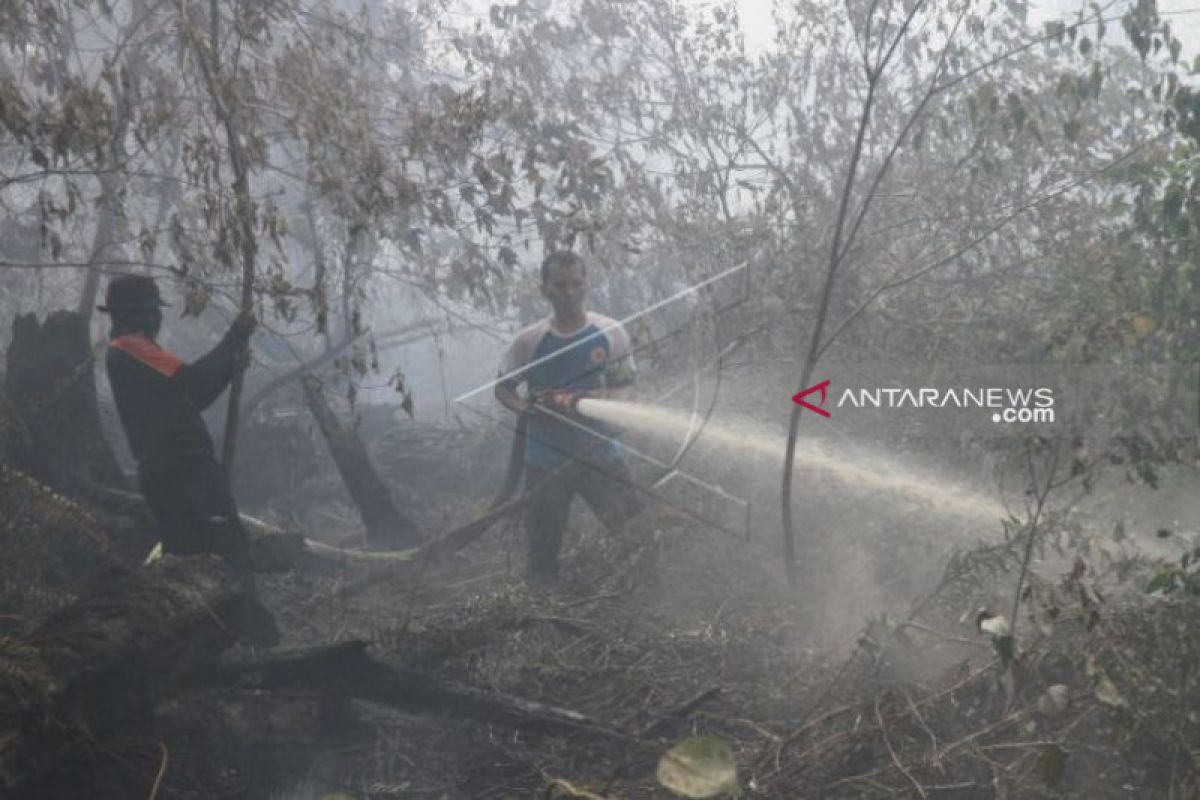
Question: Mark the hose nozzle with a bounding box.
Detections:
[536,389,583,415]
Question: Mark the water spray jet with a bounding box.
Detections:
[574,397,1005,521]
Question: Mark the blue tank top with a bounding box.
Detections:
[497,313,636,469]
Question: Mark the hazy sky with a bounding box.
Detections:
[452,0,1200,60]
[1032,0,1200,58]
[684,0,1200,59]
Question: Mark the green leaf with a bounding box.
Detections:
[657,736,739,799]
[1146,570,1179,594]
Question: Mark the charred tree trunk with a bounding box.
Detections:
[0,380,32,468]
[0,555,245,794]
[300,375,419,548]
[216,640,621,740]
[4,311,126,493]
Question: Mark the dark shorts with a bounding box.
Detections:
[524,456,643,580]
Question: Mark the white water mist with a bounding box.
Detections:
[576,398,1005,520]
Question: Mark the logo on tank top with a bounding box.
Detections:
[589,346,607,364]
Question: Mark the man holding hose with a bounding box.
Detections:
[495,251,643,587]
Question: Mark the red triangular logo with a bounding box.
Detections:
[791,379,831,418]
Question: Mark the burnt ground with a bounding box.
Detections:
[234,413,1200,799]
[4,399,1196,799]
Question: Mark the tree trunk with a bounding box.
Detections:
[76,171,130,323]
[300,375,420,548]
[4,311,127,493]
[0,555,245,794]
[76,0,148,325]
[180,0,258,471]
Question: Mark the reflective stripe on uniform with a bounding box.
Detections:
[109,334,184,377]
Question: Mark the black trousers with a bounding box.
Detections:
[524,457,643,580]
[139,456,254,585]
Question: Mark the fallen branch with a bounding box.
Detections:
[638,686,723,739]
[216,640,630,741]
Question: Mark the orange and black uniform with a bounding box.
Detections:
[106,327,252,570]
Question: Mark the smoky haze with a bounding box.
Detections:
[1,0,1198,796]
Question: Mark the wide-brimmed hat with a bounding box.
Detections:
[97,275,169,313]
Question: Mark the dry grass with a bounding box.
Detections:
[2,428,1197,798]
[269,468,1200,799]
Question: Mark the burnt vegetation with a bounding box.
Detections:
[1,0,1199,797]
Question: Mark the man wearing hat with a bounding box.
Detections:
[100,274,276,644]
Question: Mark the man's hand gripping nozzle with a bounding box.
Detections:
[534,388,584,417]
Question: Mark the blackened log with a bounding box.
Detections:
[300,375,419,548]
[215,639,371,687]
[4,311,127,492]
[216,640,625,741]
[354,661,624,740]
